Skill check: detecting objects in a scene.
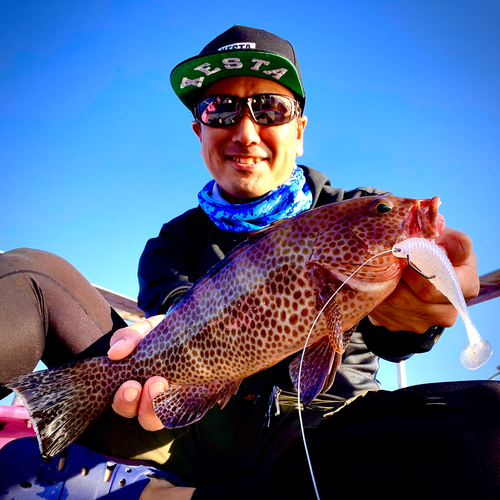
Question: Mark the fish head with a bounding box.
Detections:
[345,195,445,255]
[307,195,446,278]
[304,195,446,337]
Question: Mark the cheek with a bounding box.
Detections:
[199,131,220,161]
[264,127,299,157]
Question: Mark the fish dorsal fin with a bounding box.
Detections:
[152,379,242,428]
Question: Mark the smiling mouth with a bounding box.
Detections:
[230,157,265,165]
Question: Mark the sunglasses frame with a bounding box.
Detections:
[193,93,302,128]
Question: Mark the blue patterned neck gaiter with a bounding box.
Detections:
[198,165,313,233]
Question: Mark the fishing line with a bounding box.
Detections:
[296,249,393,500]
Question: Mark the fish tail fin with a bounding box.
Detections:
[6,357,120,460]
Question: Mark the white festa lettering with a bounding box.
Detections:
[263,68,288,80]
[222,58,243,69]
[218,43,256,51]
[180,76,204,89]
[194,63,221,76]
[250,59,270,71]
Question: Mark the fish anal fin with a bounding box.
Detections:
[289,336,336,406]
[153,379,242,429]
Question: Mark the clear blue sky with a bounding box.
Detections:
[1,0,499,395]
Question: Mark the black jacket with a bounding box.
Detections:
[138,166,442,399]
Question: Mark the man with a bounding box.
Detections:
[1,26,498,500]
[106,26,497,499]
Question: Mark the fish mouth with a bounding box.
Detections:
[404,196,445,239]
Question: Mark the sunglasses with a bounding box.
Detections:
[193,94,301,128]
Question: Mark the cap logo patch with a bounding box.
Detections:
[218,42,256,51]
[179,57,288,90]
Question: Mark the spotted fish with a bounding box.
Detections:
[6,195,444,459]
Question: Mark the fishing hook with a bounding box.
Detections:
[406,254,436,280]
[392,248,436,279]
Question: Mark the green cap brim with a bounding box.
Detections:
[170,50,305,110]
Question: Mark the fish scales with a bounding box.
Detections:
[6,195,444,459]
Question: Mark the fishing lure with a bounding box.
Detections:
[392,238,493,369]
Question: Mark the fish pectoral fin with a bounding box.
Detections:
[316,323,358,396]
[152,379,241,429]
[307,264,347,353]
[320,351,343,395]
[288,298,356,404]
[340,322,358,351]
[321,294,345,352]
[289,336,337,406]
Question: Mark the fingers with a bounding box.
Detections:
[138,377,169,431]
[112,380,143,418]
[108,315,165,360]
[109,314,168,430]
[399,265,449,305]
[112,376,168,431]
[370,277,459,333]
[435,227,473,266]
[432,227,479,300]
[398,226,478,305]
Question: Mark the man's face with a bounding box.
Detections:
[192,76,307,203]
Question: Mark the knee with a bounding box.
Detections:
[3,248,51,259]
[470,380,500,414]
[0,248,62,275]
[459,381,500,464]
[476,381,500,439]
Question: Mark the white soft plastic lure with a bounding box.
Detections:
[392,238,492,369]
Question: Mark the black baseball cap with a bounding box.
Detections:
[170,25,305,111]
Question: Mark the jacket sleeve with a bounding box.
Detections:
[137,207,242,317]
[137,214,200,317]
[358,317,445,362]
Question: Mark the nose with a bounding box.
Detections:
[231,106,261,146]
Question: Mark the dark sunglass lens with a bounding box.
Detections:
[196,94,298,127]
[198,96,240,126]
[252,95,295,125]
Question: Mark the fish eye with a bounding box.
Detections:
[369,198,393,214]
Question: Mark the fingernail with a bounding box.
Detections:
[108,339,125,353]
[149,382,166,398]
[123,387,140,402]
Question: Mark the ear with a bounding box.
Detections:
[295,115,308,157]
[192,120,202,141]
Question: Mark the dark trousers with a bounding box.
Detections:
[1,248,499,499]
[0,247,126,397]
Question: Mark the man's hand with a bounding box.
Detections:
[108,315,167,431]
[368,227,480,333]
